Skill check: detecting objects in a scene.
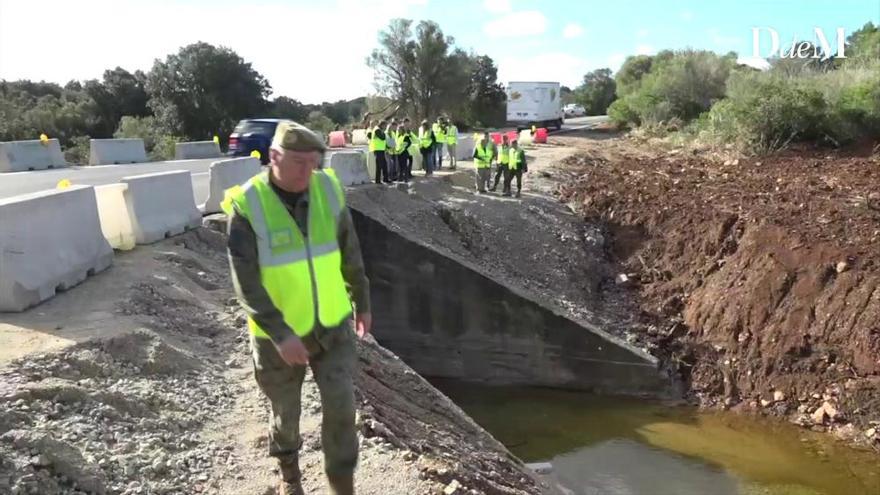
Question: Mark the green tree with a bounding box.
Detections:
[845,22,880,64]
[615,55,654,96]
[368,19,471,121]
[146,42,271,139]
[270,96,310,121]
[464,55,506,127]
[575,68,617,115]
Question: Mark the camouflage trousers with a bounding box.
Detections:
[250,322,359,477]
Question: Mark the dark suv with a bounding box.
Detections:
[228,119,287,164]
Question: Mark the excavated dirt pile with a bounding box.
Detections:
[553,134,880,449]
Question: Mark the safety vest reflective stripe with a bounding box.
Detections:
[508,149,523,170]
[370,127,386,151]
[446,125,457,144]
[222,170,352,339]
[474,143,493,168]
[499,145,510,165]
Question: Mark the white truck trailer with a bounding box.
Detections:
[506,81,563,131]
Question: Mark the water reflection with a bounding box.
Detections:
[430,379,879,495]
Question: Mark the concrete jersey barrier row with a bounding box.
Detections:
[89,138,148,165]
[122,170,201,243]
[174,141,223,160]
[0,186,113,311]
[0,139,67,172]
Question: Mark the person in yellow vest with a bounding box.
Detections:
[223,121,371,495]
[385,120,399,181]
[432,118,446,170]
[394,122,413,183]
[490,135,510,192]
[445,118,458,170]
[504,139,528,197]
[366,120,375,152]
[472,132,494,193]
[419,120,435,176]
[371,120,390,184]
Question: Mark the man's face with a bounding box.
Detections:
[269,147,320,192]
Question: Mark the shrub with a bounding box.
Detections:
[610,50,736,128]
[694,62,879,153]
[114,115,181,161]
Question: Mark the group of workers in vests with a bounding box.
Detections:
[365,116,458,184]
[364,116,528,198]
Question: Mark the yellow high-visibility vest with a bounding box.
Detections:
[499,145,510,165]
[370,127,387,152]
[221,170,353,339]
[474,143,493,169]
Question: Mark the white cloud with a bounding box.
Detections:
[497,52,592,88]
[0,0,426,104]
[636,28,650,39]
[680,9,694,21]
[484,11,547,38]
[483,0,511,13]
[636,44,656,55]
[562,23,584,39]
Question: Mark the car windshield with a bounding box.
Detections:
[233,121,276,135]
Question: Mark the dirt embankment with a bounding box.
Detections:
[552,131,880,450]
[0,228,546,494]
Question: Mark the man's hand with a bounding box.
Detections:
[355,312,372,339]
[276,336,309,366]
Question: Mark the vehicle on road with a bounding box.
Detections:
[506,81,563,131]
[228,118,286,164]
[563,103,586,118]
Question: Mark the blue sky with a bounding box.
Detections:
[0,0,876,103]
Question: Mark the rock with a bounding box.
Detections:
[811,407,827,425]
[773,390,786,402]
[526,462,553,474]
[615,273,631,286]
[444,480,462,494]
[797,404,809,414]
[822,401,839,420]
[836,261,849,273]
[760,399,771,408]
[866,428,876,438]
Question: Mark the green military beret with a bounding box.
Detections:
[272,121,326,152]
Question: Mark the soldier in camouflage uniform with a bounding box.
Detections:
[224,121,371,495]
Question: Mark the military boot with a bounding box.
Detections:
[328,473,355,495]
[278,457,304,495]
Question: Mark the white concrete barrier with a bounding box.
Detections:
[0,139,67,172]
[201,157,261,214]
[453,135,475,161]
[174,141,222,160]
[89,138,148,165]
[325,151,370,186]
[0,186,113,311]
[518,129,534,147]
[94,184,136,250]
[351,129,368,145]
[122,171,201,244]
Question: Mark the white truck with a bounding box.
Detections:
[506,81,563,131]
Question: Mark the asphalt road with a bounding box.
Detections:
[0,117,609,202]
[0,158,220,205]
[557,115,609,132]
